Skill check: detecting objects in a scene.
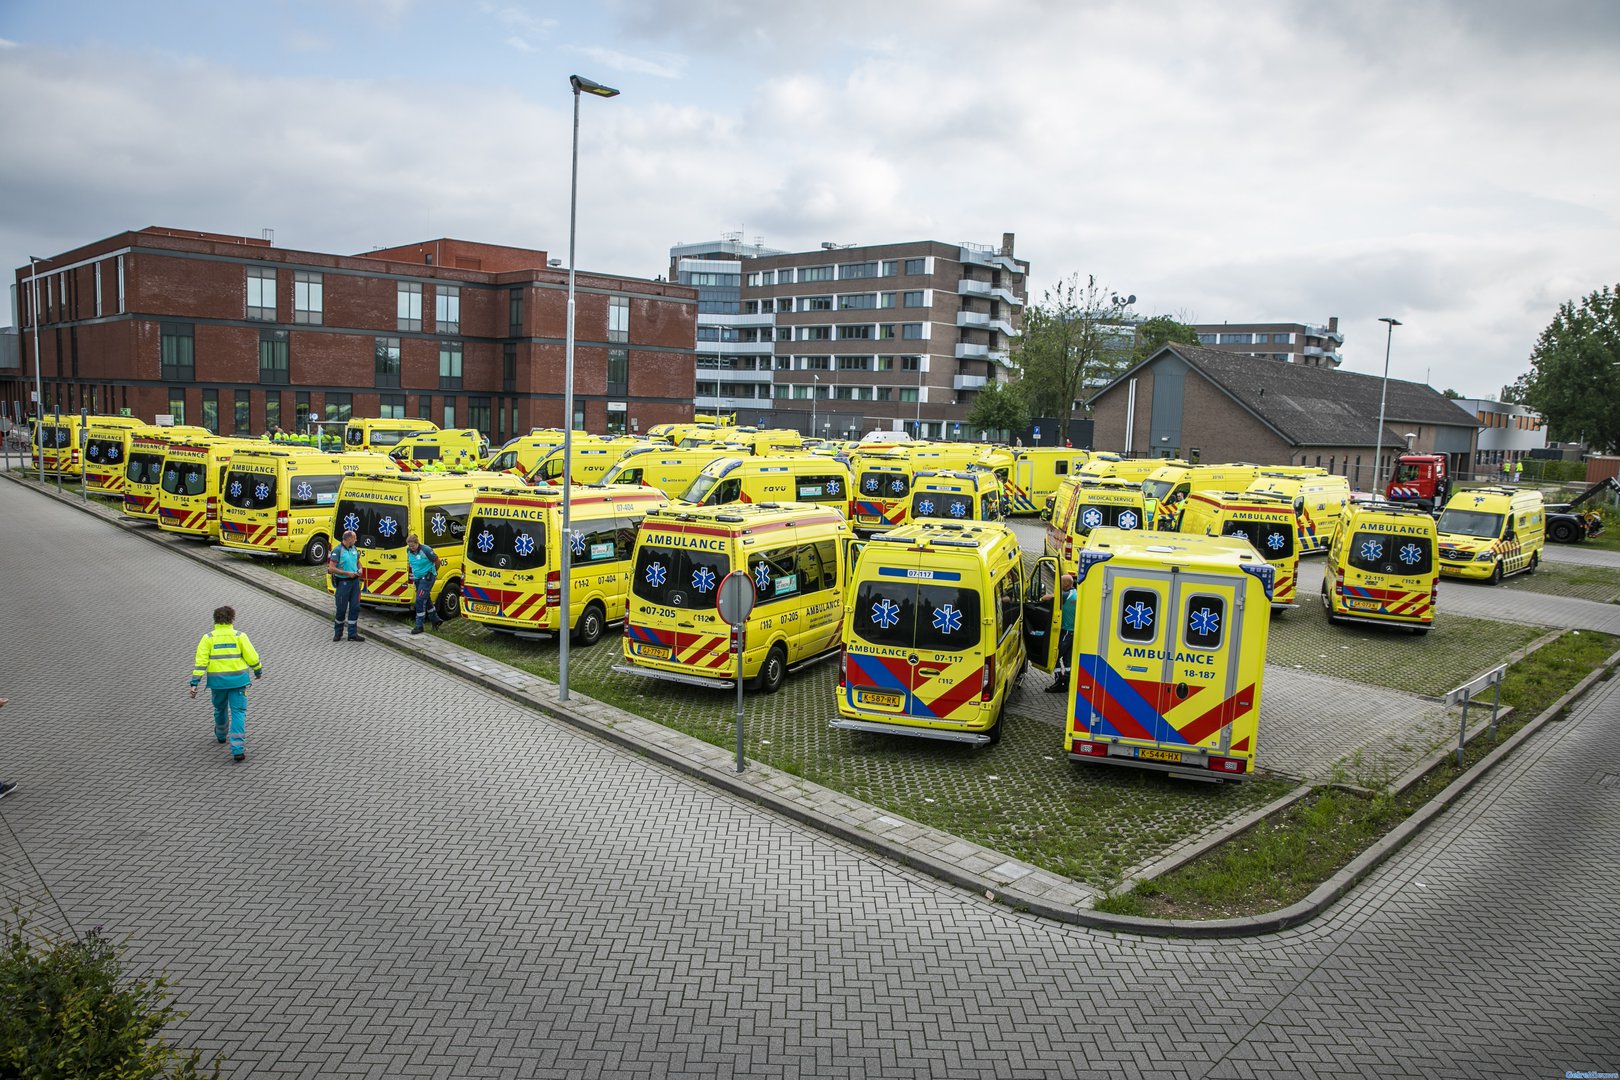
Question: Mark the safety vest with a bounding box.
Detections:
[191,624,263,685]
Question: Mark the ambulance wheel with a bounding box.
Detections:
[435,578,461,622]
[302,533,330,566]
[985,700,1005,746]
[757,645,788,695]
[1411,626,1431,636]
[1488,561,1504,586]
[573,602,605,647]
[1527,552,1539,574]
[1321,584,1341,624]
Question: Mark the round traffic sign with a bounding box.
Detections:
[716,570,756,625]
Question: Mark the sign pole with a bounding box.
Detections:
[734,622,745,771]
[715,571,757,773]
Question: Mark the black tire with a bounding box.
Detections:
[434,578,461,622]
[758,644,788,695]
[985,698,1005,746]
[574,602,605,647]
[1549,520,1577,544]
[1527,551,1540,574]
[1488,560,1503,586]
[1321,583,1341,624]
[302,532,330,566]
[1412,625,1431,636]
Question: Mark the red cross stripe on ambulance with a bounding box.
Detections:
[1072,653,1257,748]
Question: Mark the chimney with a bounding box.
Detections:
[1328,316,1338,333]
[1000,232,1015,256]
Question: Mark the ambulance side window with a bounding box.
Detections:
[749,546,800,604]
[1055,461,1069,475]
[1118,588,1159,644]
[995,568,1021,642]
[981,492,1001,520]
[577,520,621,565]
[801,540,839,594]
[293,474,342,508]
[438,502,472,541]
[1184,594,1225,651]
[613,517,640,561]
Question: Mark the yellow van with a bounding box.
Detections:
[1178,490,1300,607]
[1043,478,1147,576]
[849,446,919,534]
[156,437,261,539]
[1005,447,1088,515]
[527,435,645,485]
[460,484,667,644]
[1076,455,1171,487]
[331,471,526,621]
[219,448,377,564]
[599,446,734,499]
[84,419,190,498]
[123,430,197,522]
[1054,528,1272,780]
[1436,486,1545,584]
[680,454,854,519]
[343,417,438,452]
[388,428,487,471]
[1142,463,1261,530]
[617,503,851,693]
[909,470,1004,523]
[1246,470,1350,556]
[1321,501,1439,633]
[33,413,88,477]
[833,521,1032,746]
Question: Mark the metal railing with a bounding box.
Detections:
[1444,665,1506,767]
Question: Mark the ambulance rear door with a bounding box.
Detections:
[1020,555,1062,671]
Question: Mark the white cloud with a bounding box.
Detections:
[567,45,684,80]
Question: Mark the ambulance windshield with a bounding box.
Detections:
[161,462,207,496]
[126,452,165,486]
[859,471,909,499]
[466,514,547,571]
[333,498,408,550]
[680,473,740,505]
[1437,509,1503,539]
[1142,478,1176,501]
[853,578,982,652]
[912,492,974,521]
[223,469,277,510]
[1222,520,1294,559]
[1348,530,1433,575]
[633,544,730,609]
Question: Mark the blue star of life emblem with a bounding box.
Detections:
[1118,511,1139,530]
[514,533,536,557]
[825,479,840,495]
[229,480,242,498]
[342,512,360,534]
[1189,606,1220,637]
[185,471,201,487]
[948,501,968,518]
[1359,539,1385,562]
[87,445,100,460]
[295,482,314,502]
[430,512,448,536]
[1266,532,1285,551]
[890,479,905,493]
[1123,600,1154,631]
[645,561,667,587]
[378,516,398,538]
[863,478,878,493]
[918,499,935,516]
[254,483,270,502]
[1082,507,1103,529]
[692,566,717,593]
[754,562,772,591]
[476,530,495,554]
[1399,542,1423,566]
[871,598,901,629]
[932,604,963,634]
[570,531,586,556]
[108,446,119,460]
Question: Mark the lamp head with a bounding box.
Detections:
[570,75,620,98]
[1379,317,1402,327]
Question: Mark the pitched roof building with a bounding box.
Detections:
[1086,344,1478,490]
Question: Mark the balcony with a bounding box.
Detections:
[957,310,989,329]
[955,342,989,360]
[694,365,773,382]
[959,245,1023,276]
[708,339,775,356]
[953,374,988,391]
[957,279,1025,307]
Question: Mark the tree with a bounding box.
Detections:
[1442,387,1462,399]
[964,380,1027,438]
[1517,284,1620,452]
[1132,315,1202,361]
[1012,274,1135,434]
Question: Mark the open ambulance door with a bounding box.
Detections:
[841,537,866,586]
[1021,555,1062,672]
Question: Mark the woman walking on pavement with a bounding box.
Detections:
[189,606,264,762]
[406,532,443,634]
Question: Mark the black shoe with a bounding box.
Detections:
[232,752,245,762]
[430,619,443,630]
[348,634,366,642]
[216,735,227,744]
[1044,681,1068,693]
[333,632,343,642]
[410,626,424,635]
[0,780,16,799]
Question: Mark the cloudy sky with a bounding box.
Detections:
[2,0,1617,397]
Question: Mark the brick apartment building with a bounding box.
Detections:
[669,233,1028,439]
[6,228,697,440]
[1088,344,1478,489]
[1192,317,1344,368]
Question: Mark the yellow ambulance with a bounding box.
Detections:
[833,521,1032,746]
[1043,478,1147,576]
[526,435,645,485]
[1178,490,1301,607]
[1051,528,1272,781]
[1435,487,1545,584]
[33,413,88,477]
[849,446,918,534]
[598,446,734,499]
[1321,501,1439,632]
[1142,462,1261,530]
[388,428,487,471]
[219,447,376,564]
[1004,447,1088,515]
[617,503,851,693]
[483,431,569,476]
[1076,455,1172,486]
[156,437,262,540]
[460,483,667,644]
[84,419,190,498]
[123,430,196,522]
[330,471,526,621]
[342,417,438,452]
[908,470,1004,524]
[1246,470,1351,556]
[679,454,854,519]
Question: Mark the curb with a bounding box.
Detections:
[9,471,1613,938]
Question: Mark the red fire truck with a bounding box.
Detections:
[1384,454,1451,511]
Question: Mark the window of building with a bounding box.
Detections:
[468,396,491,436]
[800,356,830,371]
[435,284,460,334]
[265,395,281,432]
[379,394,406,419]
[502,342,517,392]
[801,296,833,311]
[775,326,793,341]
[837,355,871,371]
[800,265,834,282]
[902,291,924,307]
[899,388,918,403]
[417,395,432,421]
[1219,332,1252,345]
[160,322,195,381]
[1198,333,1216,344]
[901,323,924,340]
[801,326,831,341]
[839,293,877,310]
[167,388,186,424]
[398,282,423,332]
[202,388,219,433]
[508,287,523,335]
[439,342,463,389]
[293,271,323,325]
[607,346,629,397]
[258,330,289,384]
[773,384,791,399]
[374,336,401,388]
[247,267,276,321]
[904,257,927,275]
[608,295,630,343]
[295,391,310,431]
[901,356,921,371]
[93,263,102,317]
[875,387,892,401]
[837,324,872,340]
[879,324,896,339]
[116,255,125,313]
[234,391,251,435]
[878,292,896,309]
[325,393,353,423]
[881,260,899,277]
[840,261,877,280]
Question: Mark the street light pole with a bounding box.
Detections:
[810,372,819,437]
[914,355,924,439]
[1370,317,1401,493]
[560,73,619,704]
[29,256,44,482]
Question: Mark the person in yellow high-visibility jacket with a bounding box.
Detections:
[188,605,264,762]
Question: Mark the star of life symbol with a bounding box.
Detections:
[378,516,398,538]
[692,566,717,593]
[863,477,878,493]
[87,444,100,460]
[1266,531,1285,551]
[755,562,772,591]
[570,530,586,556]
[932,604,963,634]
[1399,542,1423,566]
[645,561,667,587]
[871,597,901,629]
[1117,511,1140,530]
[108,446,119,460]
[295,481,314,502]
[1189,606,1220,637]
[514,532,536,557]
[826,479,841,495]
[430,512,448,537]
[254,483,270,502]
[1359,539,1385,563]
[229,480,242,498]
[918,499,936,516]
[1123,600,1154,631]
[476,529,495,554]
[185,471,201,487]
[948,501,968,518]
[1082,507,1103,529]
[890,479,905,493]
[342,512,360,534]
